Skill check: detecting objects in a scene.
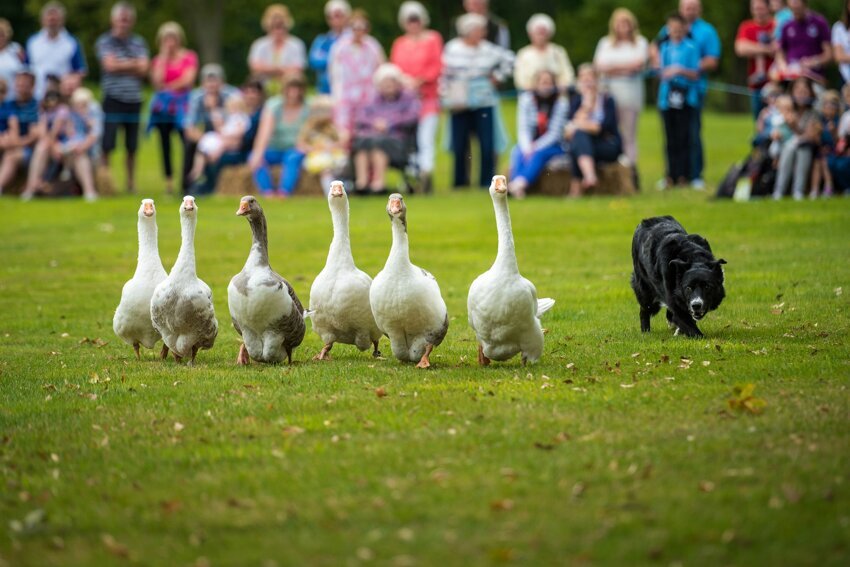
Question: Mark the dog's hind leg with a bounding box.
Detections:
[632,274,659,333]
[640,303,661,332]
[666,309,676,329]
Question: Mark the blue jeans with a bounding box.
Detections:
[451,107,494,188]
[252,148,305,194]
[828,154,850,191]
[689,100,704,181]
[750,90,764,122]
[509,143,565,185]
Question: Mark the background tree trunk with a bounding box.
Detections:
[181,0,224,66]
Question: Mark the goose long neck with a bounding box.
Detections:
[493,197,518,273]
[173,213,197,276]
[135,218,163,275]
[246,213,270,268]
[327,200,355,269]
[387,217,410,268]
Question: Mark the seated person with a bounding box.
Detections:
[189,93,250,183]
[0,69,41,195]
[298,95,348,192]
[507,69,568,198]
[351,63,419,195]
[20,89,71,199]
[563,64,622,197]
[54,87,102,201]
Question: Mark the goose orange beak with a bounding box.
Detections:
[182,197,195,211]
[143,202,154,217]
[493,175,508,193]
[330,181,345,197]
[388,197,403,215]
[237,200,250,215]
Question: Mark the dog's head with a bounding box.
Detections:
[670,258,727,320]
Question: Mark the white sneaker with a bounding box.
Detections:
[656,178,670,191]
[691,178,706,191]
[84,193,99,203]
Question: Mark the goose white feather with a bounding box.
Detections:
[370,194,448,368]
[227,196,305,364]
[307,181,381,359]
[467,176,554,364]
[150,196,218,364]
[113,199,168,359]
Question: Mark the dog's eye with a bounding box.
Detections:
[685,287,692,295]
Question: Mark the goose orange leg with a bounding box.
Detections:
[478,344,490,366]
[416,344,434,369]
[133,342,141,360]
[236,343,250,365]
[313,343,333,361]
[188,345,199,366]
[159,344,169,360]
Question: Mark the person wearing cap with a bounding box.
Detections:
[328,9,385,140]
[95,2,149,194]
[24,1,87,100]
[390,1,443,194]
[149,21,198,195]
[351,63,420,195]
[182,63,239,194]
[515,14,575,92]
[0,19,24,103]
[0,69,41,195]
[248,4,306,96]
[442,13,514,189]
[248,73,310,197]
[309,0,351,95]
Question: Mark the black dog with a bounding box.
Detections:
[631,216,726,337]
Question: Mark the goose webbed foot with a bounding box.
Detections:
[133,342,141,360]
[477,344,490,366]
[313,343,333,361]
[236,343,250,365]
[159,344,169,360]
[416,344,434,369]
[372,341,382,358]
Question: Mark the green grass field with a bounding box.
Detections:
[1,107,849,566]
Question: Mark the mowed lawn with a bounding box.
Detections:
[1,106,849,566]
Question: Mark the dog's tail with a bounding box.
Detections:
[537,298,555,318]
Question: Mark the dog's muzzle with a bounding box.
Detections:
[690,299,706,320]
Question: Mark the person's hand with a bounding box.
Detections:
[564,122,576,141]
[662,66,681,79]
[102,54,118,72]
[374,118,388,133]
[203,93,217,110]
[248,151,263,171]
[770,130,781,141]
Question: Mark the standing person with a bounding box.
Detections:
[507,70,568,198]
[453,0,510,49]
[182,64,239,194]
[148,21,198,195]
[95,2,148,195]
[248,74,310,197]
[771,0,793,40]
[832,0,850,85]
[0,70,41,195]
[24,2,87,100]
[735,0,776,120]
[773,0,831,85]
[594,8,648,175]
[309,0,351,95]
[442,13,513,189]
[248,4,306,95]
[651,0,720,190]
[328,9,384,141]
[0,19,24,102]
[390,1,443,193]
[656,13,701,191]
[772,77,818,200]
[514,14,575,92]
[563,64,623,198]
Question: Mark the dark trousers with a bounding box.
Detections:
[102,96,141,156]
[182,139,197,194]
[154,121,182,179]
[568,131,622,178]
[451,107,494,188]
[663,107,693,182]
[689,104,704,181]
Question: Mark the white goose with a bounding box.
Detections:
[370,193,448,368]
[228,196,305,364]
[113,199,168,359]
[467,175,555,365]
[150,196,218,365]
[306,181,381,360]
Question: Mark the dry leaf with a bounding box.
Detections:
[728,384,767,415]
[173,422,185,432]
[375,387,387,398]
[101,534,129,558]
[490,499,514,511]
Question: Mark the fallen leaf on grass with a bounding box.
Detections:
[699,480,715,493]
[728,384,767,415]
[534,442,555,451]
[79,337,109,348]
[679,357,693,369]
[375,387,387,398]
[282,426,305,437]
[835,287,843,296]
[101,533,129,558]
[173,422,185,432]
[490,499,514,511]
[160,500,182,515]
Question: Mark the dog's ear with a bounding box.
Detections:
[715,259,727,266]
[668,259,689,272]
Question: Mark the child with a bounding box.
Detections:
[297,96,348,193]
[58,88,102,201]
[766,94,795,160]
[809,90,840,199]
[656,13,700,189]
[189,94,250,182]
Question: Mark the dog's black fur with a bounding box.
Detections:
[631,216,726,337]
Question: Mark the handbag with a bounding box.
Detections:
[441,76,495,110]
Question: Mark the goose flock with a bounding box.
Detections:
[113,176,554,368]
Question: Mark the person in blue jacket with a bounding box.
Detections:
[656,13,701,188]
[308,0,350,95]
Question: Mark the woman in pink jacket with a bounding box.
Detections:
[390,1,443,193]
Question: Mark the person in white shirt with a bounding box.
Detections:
[24,1,87,100]
[248,4,306,95]
[514,14,574,92]
[0,19,24,102]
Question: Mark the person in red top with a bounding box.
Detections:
[390,1,442,193]
[735,0,776,120]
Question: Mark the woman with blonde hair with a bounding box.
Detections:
[514,13,574,91]
[593,7,648,173]
[148,21,198,194]
[248,4,306,94]
[0,19,24,102]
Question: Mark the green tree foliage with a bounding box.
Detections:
[7,0,845,108]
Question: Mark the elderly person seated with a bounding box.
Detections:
[508,69,568,198]
[563,64,622,197]
[442,13,513,189]
[351,63,420,195]
[514,14,575,92]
